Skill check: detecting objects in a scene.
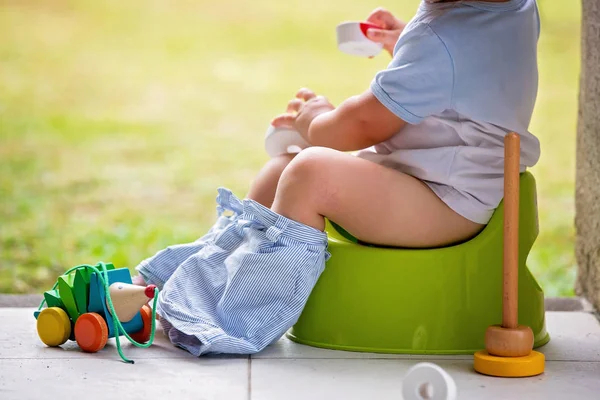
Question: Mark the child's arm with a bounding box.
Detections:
[272,88,406,152]
[307,91,406,151]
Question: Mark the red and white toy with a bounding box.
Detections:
[336,21,383,57]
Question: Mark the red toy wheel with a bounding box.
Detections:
[129,305,152,343]
[74,312,108,353]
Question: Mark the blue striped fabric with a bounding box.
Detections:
[135,188,245,291]
[136,188,330,356]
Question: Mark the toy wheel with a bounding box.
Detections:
[37,307,71,347]
[129,305,152,343]
[74,312,108,353]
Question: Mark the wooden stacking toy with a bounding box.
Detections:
[473,133,545,377]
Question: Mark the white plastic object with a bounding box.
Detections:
[336,21,383,57]
[401,363,457,400]
[264,124,310,158]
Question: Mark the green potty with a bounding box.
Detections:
[288,171,550,354]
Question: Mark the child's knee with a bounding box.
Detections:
[280,147,338,186]
[276,147,344,213]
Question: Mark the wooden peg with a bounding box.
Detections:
[485,132,534,358]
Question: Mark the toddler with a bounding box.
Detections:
[134,0,541,356]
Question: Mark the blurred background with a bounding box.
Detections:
[0,0,580,295]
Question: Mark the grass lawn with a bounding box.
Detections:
[0,0,581,296]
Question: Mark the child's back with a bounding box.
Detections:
[359,0,541,224]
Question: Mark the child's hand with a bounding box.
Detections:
[271,88,335,141]
[364,7,406,57]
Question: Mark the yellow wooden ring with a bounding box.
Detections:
[474,350,545,377]
[37,307,72,347]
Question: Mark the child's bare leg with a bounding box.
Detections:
[132,275,146,286]
[272,147,484,248]
[247,154,296,207]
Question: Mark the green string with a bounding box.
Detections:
[37,262,159,364]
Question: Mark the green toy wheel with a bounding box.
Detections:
[37,307,72,347]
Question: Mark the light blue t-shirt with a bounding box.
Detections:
[358,0,541,224]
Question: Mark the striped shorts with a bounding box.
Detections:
[135,188,330,356]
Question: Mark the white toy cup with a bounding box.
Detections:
[336,21,383,57]
[401,363,457,400]
[264,125,310,158]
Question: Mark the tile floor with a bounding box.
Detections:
[1,309,599,400]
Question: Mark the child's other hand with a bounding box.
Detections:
[271,88,335,140]
[365,7,406,57]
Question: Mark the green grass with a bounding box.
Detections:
[0,0,581,296]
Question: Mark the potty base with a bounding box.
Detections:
[287,332,550,356]
[288,172,550,355]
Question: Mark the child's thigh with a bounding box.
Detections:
[310,149,483,248]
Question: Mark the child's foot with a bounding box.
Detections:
[132,274,147,286]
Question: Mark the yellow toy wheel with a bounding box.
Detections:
[37,307,72,347]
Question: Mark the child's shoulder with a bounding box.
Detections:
[407,0,539,39]
[398,0,539,56]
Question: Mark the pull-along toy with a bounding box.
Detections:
[34,262,159,363]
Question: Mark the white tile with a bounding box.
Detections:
[450,361,600,400]
[2,307,600,400]
[251,358,405,400]
[540,312,600,361]
[0,308,241,360]
[7,306,599,364]
[254,335,471,360]
[0,357,248,400]
[251,358,600,400]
